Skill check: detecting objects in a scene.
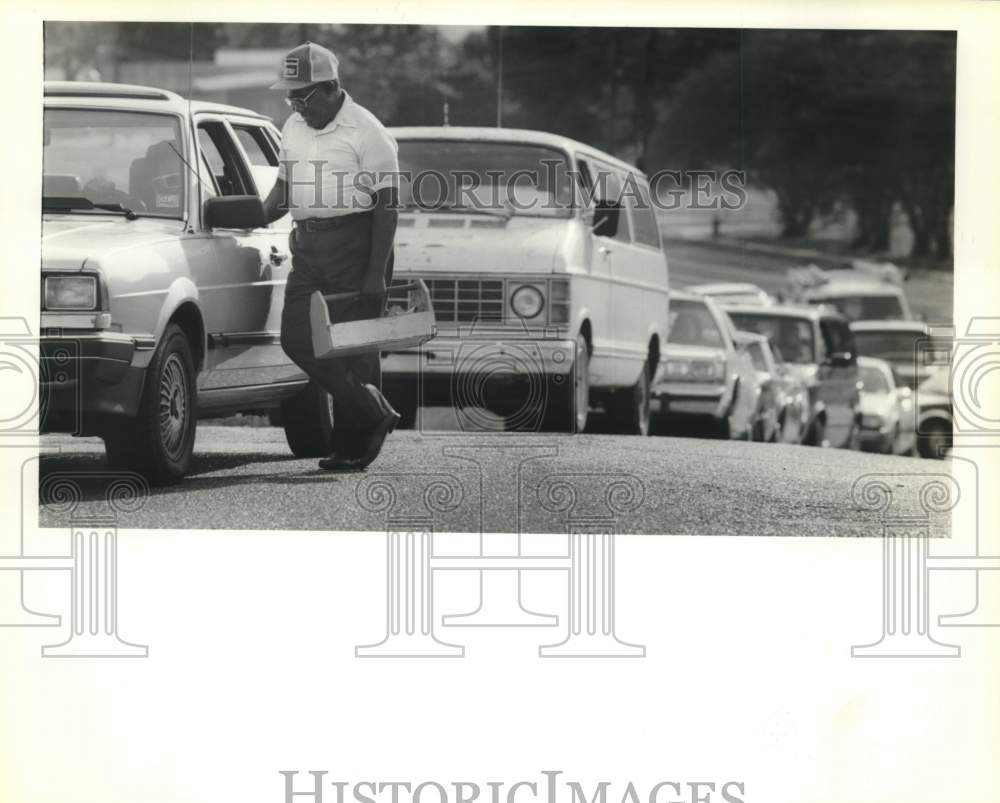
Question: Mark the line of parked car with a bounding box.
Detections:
[655,269,952,459]
[36,80,952,487]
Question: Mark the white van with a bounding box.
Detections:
[381,127,670,434]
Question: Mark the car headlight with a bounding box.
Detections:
[510,285,544,319]
[665,359,725,381]
[44,275,98,311]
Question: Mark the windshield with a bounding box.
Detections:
[396,139,573,218]
[853,330,938,362]
[809,295,904,321]
[859,364,891,393]
[43,108,185,219]
[667,299,725,348]
[728,313,816,364]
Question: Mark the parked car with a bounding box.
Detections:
[40,81,329,483]
[382,126,670,434]
[850,319,942,390]
[732,331,780,442]
[652,292,756,439]
[915,367,953,459]
[734,331,810,444]
[855,356,918,455]
[787,262,915,321]
[725,304,860,448]
[687,282,773,307]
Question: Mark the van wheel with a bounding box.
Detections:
[609,359,651,436]
[804,417,827,447]
[281,381,334,457]
[103,323,196,486]
[542,333,589,432]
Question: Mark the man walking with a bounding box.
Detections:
[262,42,400,471]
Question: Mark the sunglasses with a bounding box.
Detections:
[285,84,322,112]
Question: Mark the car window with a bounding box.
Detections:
[232,123,280,198]
[43,108,185,219]
[626,176,661,249]
[668,299,725,348]
[197,121,252,197]
[860,364,891,393]
[728,313,816,364]
[810,294,905,321]
[397,139,573,217]
[580,157,632,243]
[852,329,930,361]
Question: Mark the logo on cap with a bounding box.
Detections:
[283,57,299,79]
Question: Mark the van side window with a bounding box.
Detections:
[627,177,661,249]
[589,161,631,244]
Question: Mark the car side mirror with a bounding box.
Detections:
[204,195,266,229]
[591,200,621,238]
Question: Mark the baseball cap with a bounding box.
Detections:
[270,42,340,90]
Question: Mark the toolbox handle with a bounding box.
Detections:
[322,281,424,303]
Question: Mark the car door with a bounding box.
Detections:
[584,158,649,387]
[817,315,860,447]
[195,116,295,391]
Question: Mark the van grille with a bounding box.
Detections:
[389,277,505,324]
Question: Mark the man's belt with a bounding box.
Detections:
[295,213,370,232]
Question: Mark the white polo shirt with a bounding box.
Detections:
[278,91,399,220]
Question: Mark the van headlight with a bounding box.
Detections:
[510,285,544,319]
[44,275,98,311]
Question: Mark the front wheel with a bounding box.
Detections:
[103,323,197,485]
[608,359,652,436]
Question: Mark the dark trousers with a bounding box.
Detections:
[280,214,393,457]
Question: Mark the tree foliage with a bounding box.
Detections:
[652,29,956,256]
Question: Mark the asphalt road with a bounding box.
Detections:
[35,241,953,534]
[39,425,948,536]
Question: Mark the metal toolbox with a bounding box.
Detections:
[310,279,437,359]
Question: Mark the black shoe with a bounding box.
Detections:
[357,407,402,469]
[318,453,367,471]
[364,384,399,421]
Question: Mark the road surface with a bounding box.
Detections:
[39,426,948,536]
[35,241,953,534]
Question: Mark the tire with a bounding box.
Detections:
[280,381,334,457]
[713,380,741,440]
[103,323,197,485]
[542,333,590,433]
[918,421,951,459]
[608,358,652,436]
